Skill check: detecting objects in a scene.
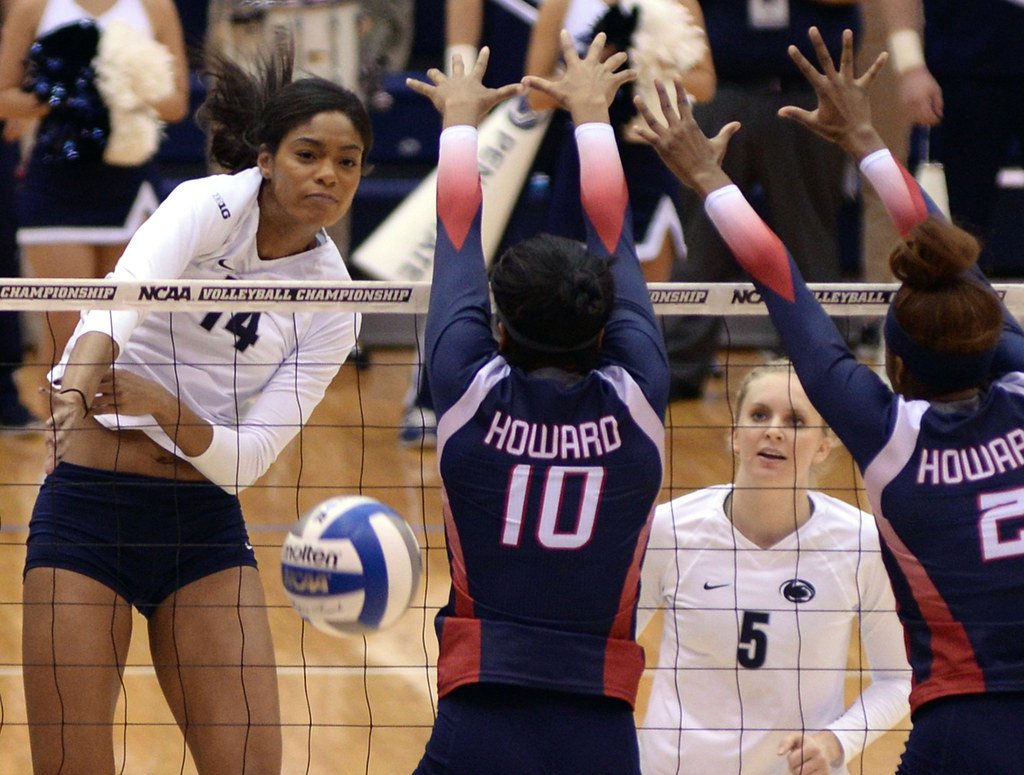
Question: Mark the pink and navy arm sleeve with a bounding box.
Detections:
[425,126,499,416]
[704,185,894,466]
[859,149,1024,371]
[858,149,930,238]
[576,123,668,417]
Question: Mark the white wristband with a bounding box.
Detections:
[887,29,926,74]
[445,44,479,76]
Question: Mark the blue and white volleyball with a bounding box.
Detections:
[281,496,422,636]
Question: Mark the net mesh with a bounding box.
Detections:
[4,278,1004,772]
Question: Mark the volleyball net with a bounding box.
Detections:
[5,277,1019,773]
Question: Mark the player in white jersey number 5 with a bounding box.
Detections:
[638,361,910,775]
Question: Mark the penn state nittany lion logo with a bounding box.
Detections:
[779,578,816,604]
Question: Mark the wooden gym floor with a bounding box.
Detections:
[0,346,908,773]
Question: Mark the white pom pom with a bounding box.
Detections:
[93,20,176,166]
[624,0,707,129]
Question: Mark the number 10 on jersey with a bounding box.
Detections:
[501,464,605,550]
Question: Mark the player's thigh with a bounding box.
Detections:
[148,566,281,774]
[22,567,133,773]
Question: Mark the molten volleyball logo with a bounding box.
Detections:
[281,496,422,636]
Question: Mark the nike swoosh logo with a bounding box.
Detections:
[703,582,730,590]
[217,258,235,271]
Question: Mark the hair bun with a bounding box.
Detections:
[890,218,980,289]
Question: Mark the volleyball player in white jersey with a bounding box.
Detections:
[22,41,371,775]
[638,361,910,775]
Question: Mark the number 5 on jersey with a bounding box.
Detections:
[738,610,770,669]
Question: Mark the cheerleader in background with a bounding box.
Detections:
[0,0,189,413]
[524,0,715,283]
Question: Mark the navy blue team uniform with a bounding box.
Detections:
[414,123,668,774]
[704,151,1024,773]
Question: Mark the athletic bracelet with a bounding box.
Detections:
[59,387,90,416]
[888,29,926,74]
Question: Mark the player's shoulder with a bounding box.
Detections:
[163,168,262,223]
[990,371,1024,395]
[312,236,351,280]
[654,485,729,531]
[807,491,881,548]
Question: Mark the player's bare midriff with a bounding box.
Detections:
[62,417,208,481]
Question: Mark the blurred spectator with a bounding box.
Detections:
[524,0,715,284]
[882,0,1024,276]
[661,0,859,400]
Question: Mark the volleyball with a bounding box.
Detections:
[281,496,422,636]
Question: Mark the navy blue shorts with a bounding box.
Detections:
[413,683,641,775]
[16,156,160,244]
[897,692,1024,774]
[25,462,257,618]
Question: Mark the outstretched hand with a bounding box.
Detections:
[521,30,636,126]
[778,27,887,160]
[632,78,739,198]
[406,47,521,129]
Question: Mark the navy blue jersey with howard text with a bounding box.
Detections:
[704,149,1024,714]
[424,123,669,707]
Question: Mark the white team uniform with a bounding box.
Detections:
[54,168,359,491]
[637,485,910,775]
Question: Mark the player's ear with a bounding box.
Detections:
[257,145,273,180]
[812,431,833,466]
[886,350,905,393]
[497,321,509,353]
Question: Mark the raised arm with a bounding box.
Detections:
[524,32,668,412]
[444,0,484,76]
[632,32,895,466]
[779,27,1024,369]
[522,0,571,113]
[407,49,521,414]
[777,27,929,236]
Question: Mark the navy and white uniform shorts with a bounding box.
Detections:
[413,683,642,775]
[25,462,258,618]
[15,157,161,246]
